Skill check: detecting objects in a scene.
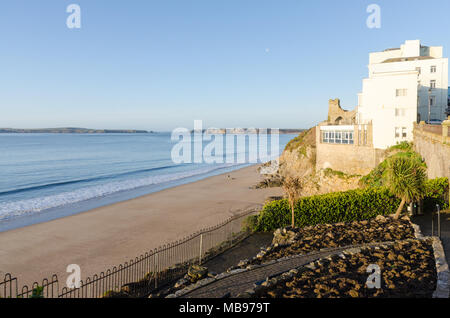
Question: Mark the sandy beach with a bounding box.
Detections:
[0,165,282,288]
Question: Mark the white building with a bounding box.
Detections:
[357,40,448,149]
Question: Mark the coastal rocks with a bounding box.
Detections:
[253,175,284,189]
[255,129,363,196]
[244,239,437,298]
[278,129,361,197]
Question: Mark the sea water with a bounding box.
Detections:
[0,133,293,231]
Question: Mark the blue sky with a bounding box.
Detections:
[0,0,449,131]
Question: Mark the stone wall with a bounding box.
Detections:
[315,124,383,176]
[327,99,357,125]
[413,122,450,180]
[315,142,381,176]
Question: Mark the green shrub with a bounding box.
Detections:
[255,188,400,232]
[30,286,44,298]
[243,214,259,233]
[387,141,413,152]
[423,178,449,211]
[323,168,360,180]
[255,177,449,232]
[284,129,309,152]
[360,149,425,188]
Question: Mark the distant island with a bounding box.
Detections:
[190,128,305,134]
[0,127,304,134]
[0,128,151,134]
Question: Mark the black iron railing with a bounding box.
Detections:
[0,208,257,298]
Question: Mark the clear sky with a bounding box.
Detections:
[1,0,449,131]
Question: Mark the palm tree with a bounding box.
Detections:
[282,176,303,228]
[384,156,427,219]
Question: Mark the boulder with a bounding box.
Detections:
[237,259,249,267]
[187,265,208,282]
[272,228,297,246]
[174,278,188,289]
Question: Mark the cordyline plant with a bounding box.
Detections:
[282,176,303,228]
[384,156,427,219]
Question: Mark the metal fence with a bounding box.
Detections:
[0,208,258,298]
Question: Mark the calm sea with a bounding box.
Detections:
[0,133,292,231]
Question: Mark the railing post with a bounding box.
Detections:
[437,204,441,239]
[198,234,203,264]
[154,253,158,290]
[432,207,434,237]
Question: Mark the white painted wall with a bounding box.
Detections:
[359,72,418,149]
[368,58,448,121]
[357,40,448,149]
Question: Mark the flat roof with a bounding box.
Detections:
[382,56,434,63]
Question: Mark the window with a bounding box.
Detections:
[431,65,437,73]
[341,131,354,145]
[396,89,408,97]
[430,80,436,89]
[395,108,406,117]
[396,127,407,138]
[322,130,354,145]
[335,132,342,144]
[429,96,436,107]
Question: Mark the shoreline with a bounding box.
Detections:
[0,164,282,289]
[0,163,256,233]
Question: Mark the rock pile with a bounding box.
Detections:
[246,215,415,266]
[248,239,436,298]
[148,264,214,298]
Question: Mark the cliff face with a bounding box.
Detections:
[278,128,361,196]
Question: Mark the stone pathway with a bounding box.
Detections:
[182,244,381,298]
[203,233,273,274]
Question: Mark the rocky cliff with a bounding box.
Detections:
[262,128,362,196]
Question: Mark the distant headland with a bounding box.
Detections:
[0,128,151,134]
[189,128,305,134]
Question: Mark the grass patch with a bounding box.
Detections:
[284,129,313,153]
[323,168,360,180]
